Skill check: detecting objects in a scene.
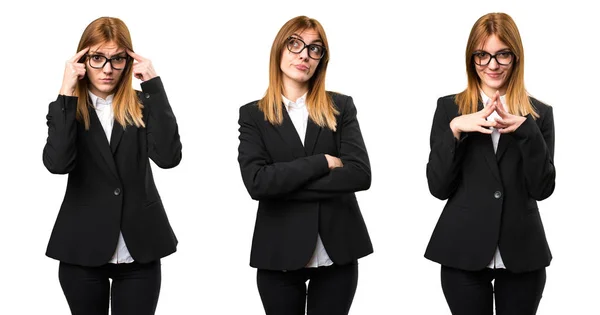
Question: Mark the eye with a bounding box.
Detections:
[112,56,126,62]
[498,52,512,58]
[309,45,322,54]
[474,52,488,58]
[290,38,302,47]
[90,55,104,61]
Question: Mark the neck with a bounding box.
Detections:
[89,89,112,100]
[282,78,309,102]
[481,86,507,99]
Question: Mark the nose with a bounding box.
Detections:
[102,61,113,73]
[487,57,500,70]
[298,47,310,60]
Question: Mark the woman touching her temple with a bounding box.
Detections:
[43,16,181,315]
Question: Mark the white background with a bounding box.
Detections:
[1,0,598,314]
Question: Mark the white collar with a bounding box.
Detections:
[480,90,506,108]
[282,93,307,110]
[88,91,114,108]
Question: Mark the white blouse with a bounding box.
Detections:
[481,90,507,269]
[88,91,134,264]
[282,93,333,268]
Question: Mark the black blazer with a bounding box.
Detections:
[425,94,555,273]
[237,93,373,271]
[43,77,181,267]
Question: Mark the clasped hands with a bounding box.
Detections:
[450,91,526,139]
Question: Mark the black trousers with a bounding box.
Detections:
[257,262,358,315]
[58,260,161,315]
[441,265,546,315]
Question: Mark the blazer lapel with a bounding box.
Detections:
[89,109,120,180]
[495,134,514,162]
[303,119,321,155]
[274,107,306,158]
[475,134,502,184]
[475,101,502,183]
[109,122,124,154]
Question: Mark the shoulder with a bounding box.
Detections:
[437,94,458,107]
[239,100,261,120]
[240,100,260,112]
[327,91,355,113]
[529,96,553,117]
[435,94,460,116]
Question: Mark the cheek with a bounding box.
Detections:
[503,66,513,78]
[475,66,485,80]
[85,67,96,80]
[309,60,320,74]
[114,70,125,81]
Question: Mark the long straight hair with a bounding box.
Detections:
[259,16,339,131]
[456,13,538,118]
[75,17,144,130]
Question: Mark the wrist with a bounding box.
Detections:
[449,119,461,139]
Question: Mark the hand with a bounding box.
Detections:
[324,154,343,170]
[127,50,157,81]
[59,47,89,96]
[492,91,526,133]
[449,98,497,139]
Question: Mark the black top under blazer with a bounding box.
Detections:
[43,77,181,267]
[425,94,555,273]
[238,92,373,271]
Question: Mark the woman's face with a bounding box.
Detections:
[280,28,324,90]
[474,34,514,96]
[86,41,127,99]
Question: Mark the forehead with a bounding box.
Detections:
[89,41,124,54]
[293,28,322,42]
[478,34,509,52]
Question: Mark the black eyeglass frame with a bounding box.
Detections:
[286,36,327,60]
[472,51,515,66]
[87,54,131,70]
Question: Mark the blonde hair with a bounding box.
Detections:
[456,12,538,118]
[75,17,144,130]
[259,16,339,131]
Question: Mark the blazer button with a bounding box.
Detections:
[145,93,150,99]
[494,191,502,199]
[114,188,121,196]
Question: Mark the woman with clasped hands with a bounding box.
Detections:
[425,12,556,315]
[43,16,181,315]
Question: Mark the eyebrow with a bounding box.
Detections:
[291,33,323,45]
[475,48,511,54]
[89,51,127,57]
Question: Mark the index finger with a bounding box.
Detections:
[71,47,89,63]
[494,102,510,118]
[481,101,496,116]
[126,49,144,62]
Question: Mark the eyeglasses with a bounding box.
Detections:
[286,37,326,60]
[473,51,514,66]
[87,54,130,70]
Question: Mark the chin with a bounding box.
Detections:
[484,81,506,91]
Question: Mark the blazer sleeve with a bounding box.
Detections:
[512,105,556,200]
[143,77,182,169]
[426,97,468,200]
[283,96,371,201]
[237,104,331,201]
[42,95,78,174]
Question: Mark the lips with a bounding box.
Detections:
[99,78,114,83]
[486,73,502,79]
[295,64,309,72]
